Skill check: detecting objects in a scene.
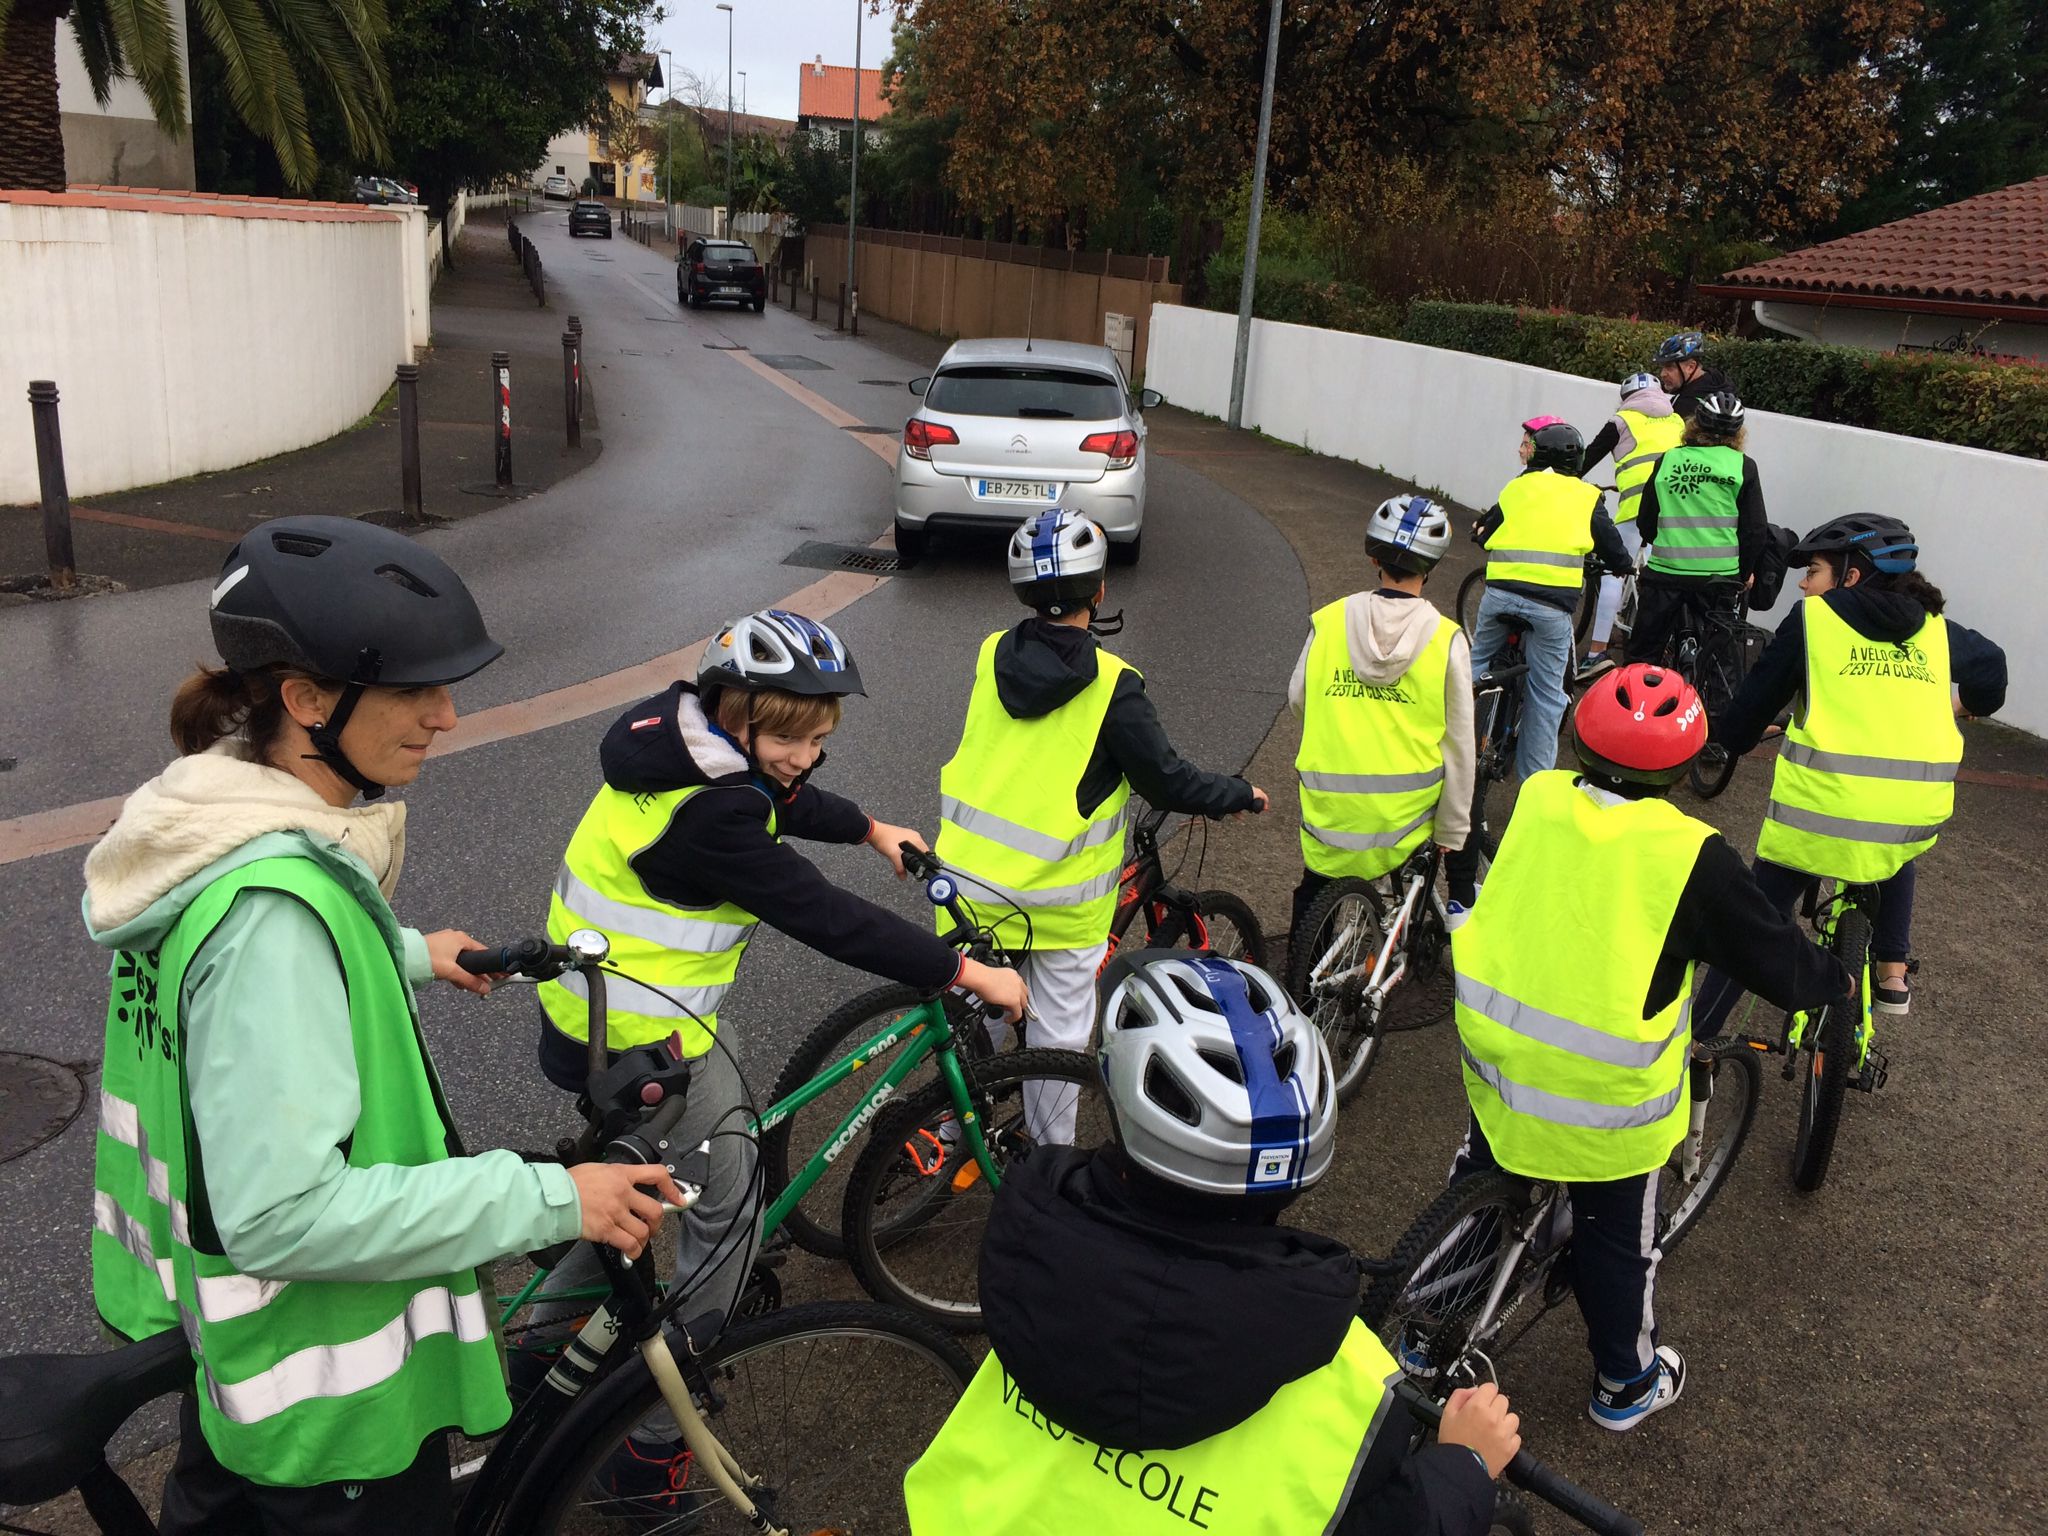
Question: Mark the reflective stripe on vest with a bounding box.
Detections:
[1611,408,1684,520]
[937,630,1133,950]
[1453,773,1711,1181]
[903,1321,1402,1536]
[1757,599,1960,883]
[1485,473,1600,590]
[538,782,765,1055]
[1296,603,1457,880]
[1645,445,1742,575]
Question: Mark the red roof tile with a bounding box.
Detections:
[796,62,893,124]
[0,187,399,223]
[1706,176,2048,316]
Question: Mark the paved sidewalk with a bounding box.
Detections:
[0,211,601,597]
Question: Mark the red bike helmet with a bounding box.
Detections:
[1572,663,1706,787]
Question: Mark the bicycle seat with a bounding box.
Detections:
[0,1328,190,1503]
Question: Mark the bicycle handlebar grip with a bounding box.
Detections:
[1503,1449,1643,1536]
[456,946,513,976]
[457,938,560,977]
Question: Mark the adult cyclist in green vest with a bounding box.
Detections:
[1628,391,1767,666]
[1579,372,1684,673]
[1450,664,1847,1430]
[905,951,1521,1535]
[85,517,682,1533]
[936,509,1263,1142]
[1691,514,2005,1029]
[1289,493,1474,937]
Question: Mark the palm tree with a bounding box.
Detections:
[0,0,390,193]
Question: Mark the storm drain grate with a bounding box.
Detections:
[840,424,896,435]
[702,342,748,351]
[755,355,830,371]
[782,540,916,576]
[860,379,909,387]
[0,1053,85,1165]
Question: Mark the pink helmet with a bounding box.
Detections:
[1521,414,1568,434]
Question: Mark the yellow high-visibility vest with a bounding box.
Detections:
[1611,408,1685,523]
[1486,472,1600,590]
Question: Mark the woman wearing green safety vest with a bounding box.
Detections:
[85,517,680,1534]
[1629,391,1767,665]
[1691,513,2006,1032]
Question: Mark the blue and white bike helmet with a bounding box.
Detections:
[1620,371,1662,397]
[1008,508,1109,618]
[1098,952,1336,1198]
[1653,330,1705,366]
[697,609,865,700]
[1366,494,1452,575]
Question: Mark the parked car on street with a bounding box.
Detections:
[350,175,392,205]
[569,199,613,238]
[543,175,573,200]
[678,238,766,311]
[892,339,1160,565]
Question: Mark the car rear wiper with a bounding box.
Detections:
[1015,408,1075,418]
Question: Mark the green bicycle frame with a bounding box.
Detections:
[498,993,1000,1325]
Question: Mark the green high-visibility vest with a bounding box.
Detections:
[1454,773,1712,1182]
[937,629,1133,950]
[1645,445,1743,575]
[1612,409,1685,523]
[903,1320,1402,1536]
[1296,601,1457,880]
[538,783,768,1057]
[91,857,509,1486]
[1757,599,1960,883]
[1486,471,1600,590]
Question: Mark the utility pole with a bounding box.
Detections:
[660,47,675,238]
[739,71,747,115]
[717,3,735,237]
[1228,0,1284,430]
[846,0,862,326]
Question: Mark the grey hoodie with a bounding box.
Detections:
[1288,589,1475,849]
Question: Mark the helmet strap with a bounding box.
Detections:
[1087,603,1125,637]
[303,681,388,801]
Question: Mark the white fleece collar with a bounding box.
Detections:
[678,690,750,779]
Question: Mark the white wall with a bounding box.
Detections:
[0,195,419,503]
[56,16,194,189]
[1148,302,2045,735]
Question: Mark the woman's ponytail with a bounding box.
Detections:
[169,666,289,756]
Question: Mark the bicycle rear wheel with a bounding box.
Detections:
[1362,1170,1539,1381]
[1791,909,1868,1192]
[1657,1039,1761,1254]
[499,1302,971,1534]
[1686,628,1747,800]
[1286,877,1386,1102]
[842,1049,1109,1331]
[1144,888,1267,969]
[1457,568,1489,635]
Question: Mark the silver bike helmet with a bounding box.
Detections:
[697,609,865,700]
[1366,494,1452,575]
[1620,371,1662,398]
[1098,952,1336,1198]
[1008,509,1108,618]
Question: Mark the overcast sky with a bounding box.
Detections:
[647,0,897,121]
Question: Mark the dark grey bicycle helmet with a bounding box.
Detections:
[208,516,502,797]
[1692,391,1746,437]
[1528,421,1584,475]
[1791,513,1919,576]
[1654,331,1705,366]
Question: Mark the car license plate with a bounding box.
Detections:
[975,480,1058,501]
[718,285,745,294]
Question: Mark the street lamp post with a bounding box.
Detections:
[716,3,734,237]
[1227,0,1283,430]
[739,71,746,115]
[660,47,675,239]
[846,0,861,329]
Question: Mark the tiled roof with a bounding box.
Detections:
[796,63,893,124]
[1,186,398,223]
[1704,176,2048,316]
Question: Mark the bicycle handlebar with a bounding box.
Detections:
[456,938,574,978]
[1391,1381,1642,1536]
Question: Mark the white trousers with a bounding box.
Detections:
[991,940,1107,1145]
[1591,518,1645,647]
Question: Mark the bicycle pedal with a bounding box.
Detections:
[1855,1051,1889,1093]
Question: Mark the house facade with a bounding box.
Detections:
[794,56,893,153]
[532,53,662,199]
[56,16,194,189]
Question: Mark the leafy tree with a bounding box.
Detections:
[773,132,849,231]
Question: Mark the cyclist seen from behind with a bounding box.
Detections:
[1692,515,2006,1025]
[905,951,1521,1535]
[85,517,683,1533]
[1289,494,1474,935]
[1652,330,1732,422]
[936,510,1265,1140]
[1580,372,1685,671]
[1628,391,1768,666]
[1451,665,1848,1430]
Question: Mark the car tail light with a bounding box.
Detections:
[694,261,706,273]
[903,419,959,460]
[1080,429,1140,470]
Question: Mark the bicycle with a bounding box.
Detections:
[1650,577,1766,799]
[1287,840,1457,1103]
[1458,550,1604,648]
[1,931,977,1536]
[1360,1035,1762,1391]
[1462,620,1534,876]
[759,804,1260,1261]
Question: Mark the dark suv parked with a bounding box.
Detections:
[569,200,612,238]
[678,238,766,311]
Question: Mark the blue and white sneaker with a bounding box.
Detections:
[1445,900,1474,932]
[1588,1345,1686,1431]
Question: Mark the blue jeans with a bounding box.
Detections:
[1470,585,1576,782]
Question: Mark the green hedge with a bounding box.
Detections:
[1204,255,1404,339]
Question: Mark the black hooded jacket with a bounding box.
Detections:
[990,619,1257,819]
[979,1146,1496,1536]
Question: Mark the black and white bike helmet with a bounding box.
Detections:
[1693,391,1746,436]
[1366,494,1452,575]
[1008,509,1108,618]
[697,609,865,702]
[1620,371,1661,398]
[1098,952,1336,1198]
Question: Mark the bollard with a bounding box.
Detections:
[837,282,847,332]
[788,271,798,312]
[810,277,819,322]
[569,313,582,338]
[561,332,581,449]
[27,381,76,590]
[851,286,860,338]
[396,364,424,523]
[491,351,513,489]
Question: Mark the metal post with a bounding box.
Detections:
[27,381,75,589]
[491,351,513,489]
[837,282,847,331]
[660,48,675,240]
[717,4,735,237]
[396,364,423,523]
[810,276,819,321]
[562,333,582,448]
[851,283,859,337]
[1227,0,1284,430]
[847,0,862,327]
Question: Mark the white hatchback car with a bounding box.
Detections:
[893,339,1160,565]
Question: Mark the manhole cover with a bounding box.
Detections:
[0,1053,85,1164]
[782,540,917,577]
[840,424,896,435]
[755,355,830,371]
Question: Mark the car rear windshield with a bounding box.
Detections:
[702,245,757,264]
[925,366,1123,420]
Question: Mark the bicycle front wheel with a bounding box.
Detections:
[1686,631,1746,800]
[1657,1039,1761,1254]
[1791,909,1868,1192]
[1144,888,1267,969]
[1362,1170,1537,1382]
[500,1302,972,1535]
[1457,569,1489,635]
[1286,877,1386,1102]
[842,1049,1109,1331]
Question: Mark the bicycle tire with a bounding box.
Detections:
[496,1301,973,1535]
[1286,877,1387,1102]
[1170,888,1268,969]
[1457,568,1488,635]
[1490,1487,1540,1536]
[1362,1170,1541,1379]
[759,985,990,1261]
[1791,909,1868,1192]
[842,1048,1107,1332]
[1657,1039,1761,1254]
[1686,628,1745,799]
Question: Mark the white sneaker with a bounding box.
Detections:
[1445,900,1474,931]
[1588,1345,1686,1432]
